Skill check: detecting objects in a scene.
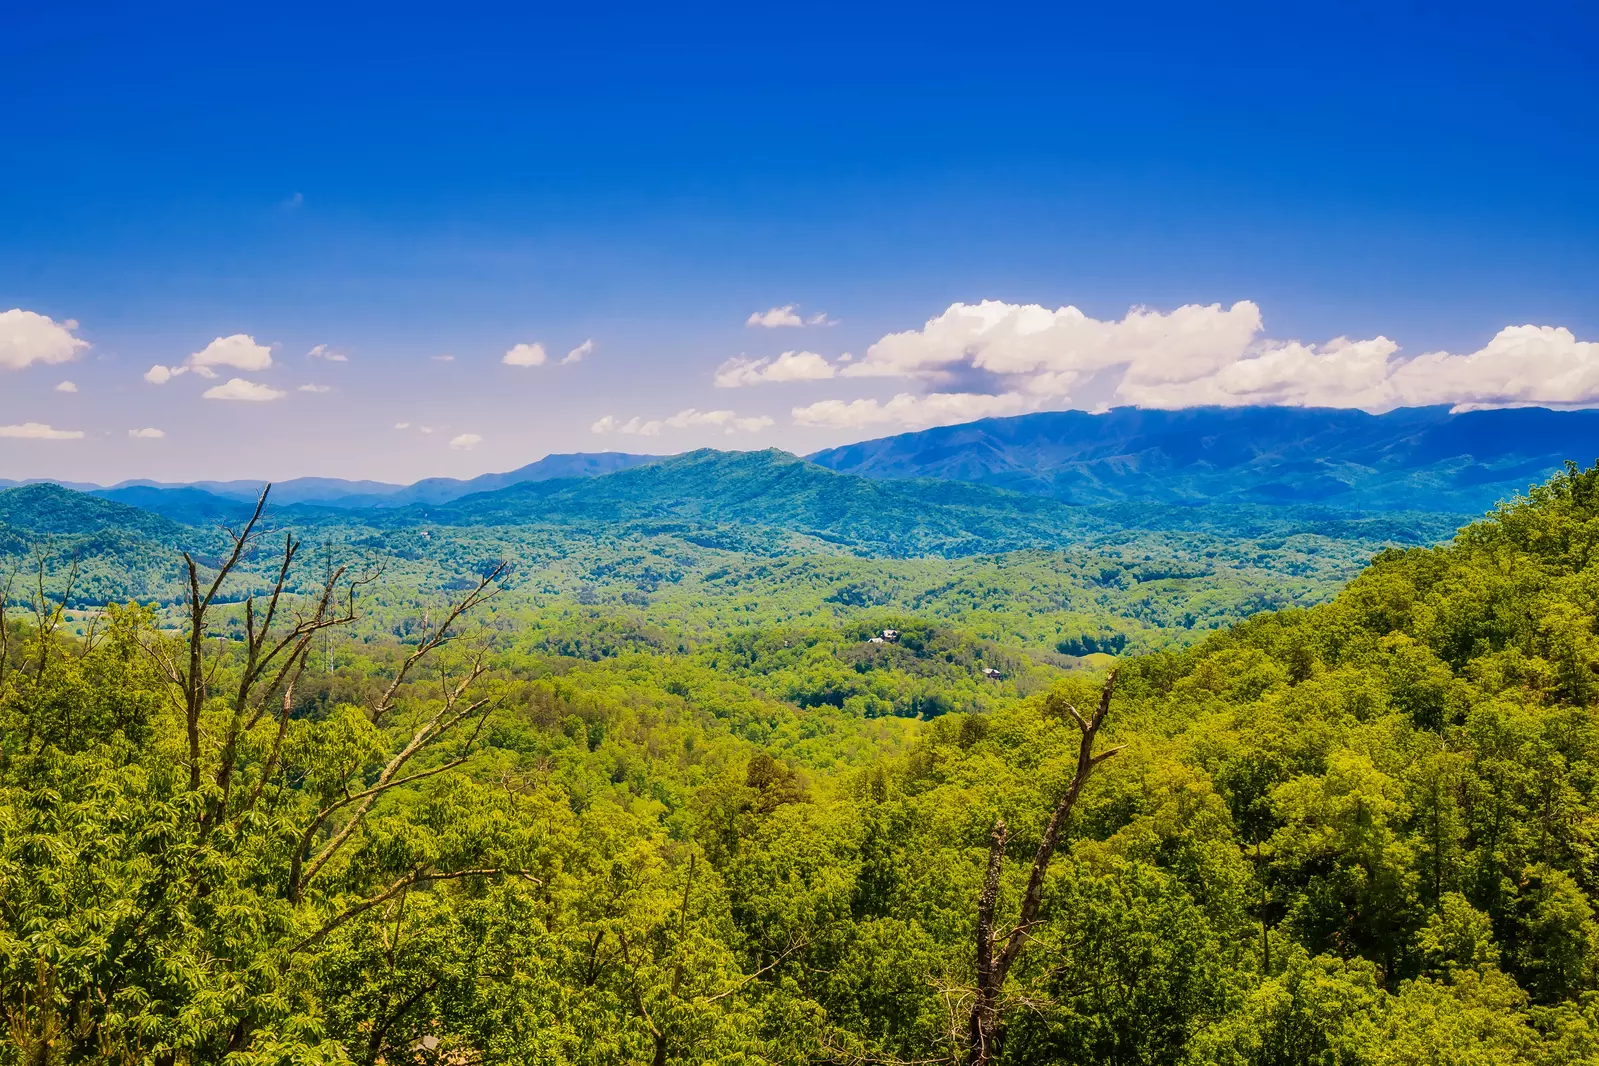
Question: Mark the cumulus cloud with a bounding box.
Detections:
[449,433,483,450]
[503,342,547,367]
[307,343,347,361]
[714,350,837,387]
[846,300,1262,390]
[747,305,804,328]
[0,309,89,370]
[744,306,835,328]
[202,378,286,402]
[592,408,774,436]
[297,383,332,393]
[822,300,1599,423]
[562,339,595,365]
[189,335,273,378]
[1118,323,1599,412]
[1381,326,1599,410]
[128,427,165,439]
[792,392,1034,430]
[54,381,77,393]
[149,335,275,384]
[0,422,84,440]
[394,421,412,429]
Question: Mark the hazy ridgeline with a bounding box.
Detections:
[3,447,1599,1063]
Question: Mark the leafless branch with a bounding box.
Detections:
[964,670,1119,1065]
[290,867,537,953]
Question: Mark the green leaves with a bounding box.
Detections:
[5,461,1599,1064]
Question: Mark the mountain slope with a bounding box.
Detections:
[418,448,1088,556]
[806,405,1599,509]
[0,483,189,541]
[411,448,1459,558]
[338,451,662,508]
[0,483,203,605]
[91,485,268,525]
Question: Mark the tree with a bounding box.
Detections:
[966,670,1122,1065]
[0,486,520,1062]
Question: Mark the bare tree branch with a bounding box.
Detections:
[175,486,271,792]
[371,564,506,725]
[0,560,18,689]
[290,867,537,954]
[289,691,492,901]
[964,670,1120,1066]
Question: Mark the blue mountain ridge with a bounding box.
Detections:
[804,405,1599,510]
[5,406,1597,519]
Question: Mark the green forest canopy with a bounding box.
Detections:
[4,463,1599,1063]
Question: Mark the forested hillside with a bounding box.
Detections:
[0,451,1463,655]
[4,461,1599,1063]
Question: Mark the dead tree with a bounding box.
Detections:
[0,563,14,687]
[144,487,363,824]
[965,670,1122,1065]
[141,484,511,904]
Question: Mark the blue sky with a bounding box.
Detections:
[3,1,1596,483]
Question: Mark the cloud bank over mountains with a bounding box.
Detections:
[783,300,1599,430]
[6,299,1599,458]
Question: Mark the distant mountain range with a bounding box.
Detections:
[0,451,659,509]
[0,450,1465,576]
[4,406,1598,522]
[806,405,1599,510]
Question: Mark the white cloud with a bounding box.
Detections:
[54,381,77,393]
[1116,324,1599,412]
[0,309,89,371]
[202,378,286,402]
[189,334,273,378]
[0,422,84,440]
[503,342,547,367]
[807,312,836,326]
[297,383,332,393]
[793,392,1034,431]
[715,350,837,387]
[394,421,412,429]
[746,305,804,328]
[845,300,1262,390]
[144,364,182,384]
[592,408,774,436]
[561,339,595,365]
[432,354,455,362]
[828,299,1599,416]
[419,426,434,435]
[307,343,347,361]
[449,433,483,450]
[128,427,165,439]
[1383,326,1599,410]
